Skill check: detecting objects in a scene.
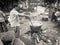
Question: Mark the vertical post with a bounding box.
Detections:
[49,3,52,18]
[56,0,59,9]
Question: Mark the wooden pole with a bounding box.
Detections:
[49,4,52,18]
[57,0,59,9]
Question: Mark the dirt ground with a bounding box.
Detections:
[7,6,60,45]
[19,16,60,45]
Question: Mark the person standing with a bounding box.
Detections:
[8,5,30,38]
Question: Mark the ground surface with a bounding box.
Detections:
[7,6,60,45]
[19,16,60,45]
[19,6,60,45]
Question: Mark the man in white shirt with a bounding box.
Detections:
[8,5,30,38]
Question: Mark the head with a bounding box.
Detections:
[13,4,20,12]
[14,3,24,13]
[15,6,24,13]
[15,6,20,12]
[13,4,18,8]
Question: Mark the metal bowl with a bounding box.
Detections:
[29,21,43,32]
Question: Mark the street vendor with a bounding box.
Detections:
[8,5,30,38]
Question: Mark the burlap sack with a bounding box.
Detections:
[1,30,15,41]
[11,38,25,45]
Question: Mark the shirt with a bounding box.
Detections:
[9,9,20,27]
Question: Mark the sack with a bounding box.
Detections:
[1,30,15,41]
[11,38,25,45]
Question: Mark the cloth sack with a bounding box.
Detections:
[1,30,15,41]
[11,38,25,45]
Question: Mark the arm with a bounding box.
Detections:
[18,13,29,17]
[18,13,30,19]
